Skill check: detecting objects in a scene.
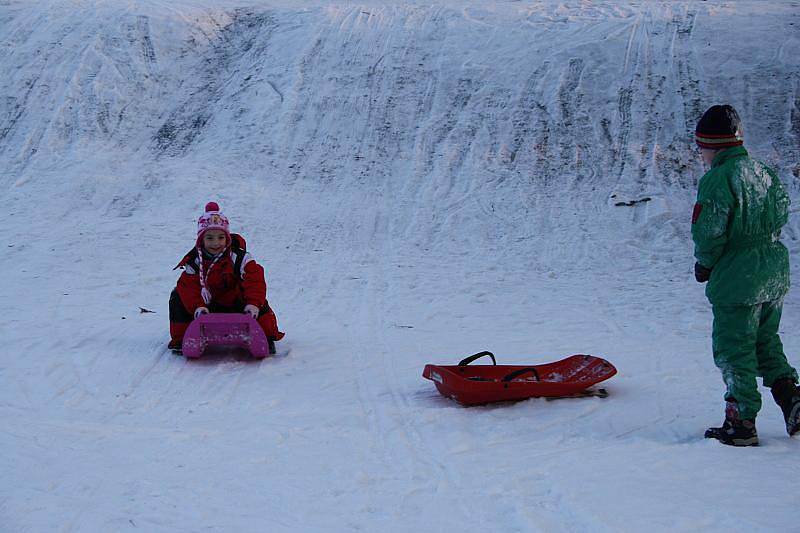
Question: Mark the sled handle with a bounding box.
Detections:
[502,367,540,382]
[458,351,496,366]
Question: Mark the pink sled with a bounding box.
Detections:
[182,313,270,359]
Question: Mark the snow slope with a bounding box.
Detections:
[2,1,800,531]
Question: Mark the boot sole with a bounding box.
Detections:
[729,436,759,446]
[710,436,759,447]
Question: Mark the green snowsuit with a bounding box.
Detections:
[692,146,798,419]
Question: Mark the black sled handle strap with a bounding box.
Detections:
[458,351,496,366]
[502,367,540,382]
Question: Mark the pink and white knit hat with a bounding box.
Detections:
[196,202,231,246]
[195,202,231,305]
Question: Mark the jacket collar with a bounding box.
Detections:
[711,146,748,168]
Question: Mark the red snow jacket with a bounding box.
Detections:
[174,234,268,314]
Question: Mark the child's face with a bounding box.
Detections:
[203,230,228,254]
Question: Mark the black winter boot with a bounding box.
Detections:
[168,338,183,354]
[770,378,800,436]
[704,400,759,446]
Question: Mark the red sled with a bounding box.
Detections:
[422,351,617,406]
[182,314,271,359]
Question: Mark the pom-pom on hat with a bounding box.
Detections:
[196,201,231,246]
[695,105,744,149]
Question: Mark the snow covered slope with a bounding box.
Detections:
[1,1,799,531]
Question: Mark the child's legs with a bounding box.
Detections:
[755,299,798,387]
[712,304,761,419]
[169,289,192,341]
[257,301,284,340]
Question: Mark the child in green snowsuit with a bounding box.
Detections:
[692,105,800,446]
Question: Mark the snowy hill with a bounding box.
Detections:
[2,1,800,531]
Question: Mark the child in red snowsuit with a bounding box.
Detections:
[168,202,284,352]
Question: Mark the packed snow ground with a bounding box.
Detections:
[2,1,800,531]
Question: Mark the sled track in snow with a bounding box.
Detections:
[341,219,532,526]
[504,62,551,176]
[153,9,278,156]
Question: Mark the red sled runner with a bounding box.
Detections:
[182,314,272,359]
[423,351,617,406]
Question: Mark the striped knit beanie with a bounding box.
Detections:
[695,105,743,149]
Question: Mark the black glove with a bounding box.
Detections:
[694,262,712,283]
